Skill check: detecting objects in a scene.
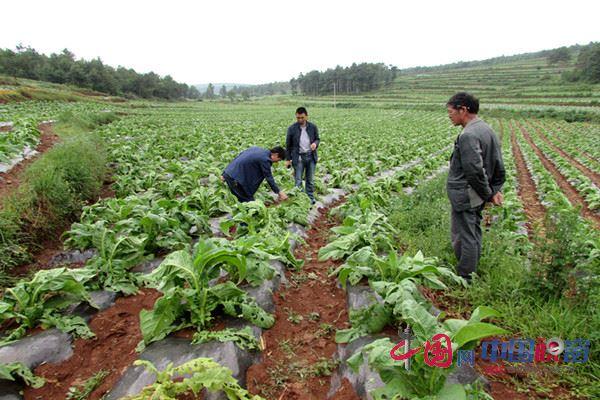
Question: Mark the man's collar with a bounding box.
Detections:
[464,117,479,128]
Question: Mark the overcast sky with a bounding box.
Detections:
[1,0,598,85]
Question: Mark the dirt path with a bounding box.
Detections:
[528,121,600,187]
[246,203,360,400]
[517,122,600,228]
[509,123,547,234]
[24,288,162,400]
[0,122,59,199]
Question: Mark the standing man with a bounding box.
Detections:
[285,107,320,205]
[222,146,288,203]
[446,92,505,282]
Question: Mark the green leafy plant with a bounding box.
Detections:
[66,369,109,400]
[84,223,149,294]
[0,362,45,388]
[0,267,96,344]
[331,247,464,289]
[123,357,265,400]
[192,326,260,351]
[223,233,303,283]
[318,211,397,261]
[347,305,507,399]
[277,187,312,226]
[137,242,274,351]
[220,201,273,236]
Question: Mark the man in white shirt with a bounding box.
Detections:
[285,107,320,204]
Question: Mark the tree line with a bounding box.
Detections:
[560,42,600,84]
[201,81,291,100]
[290,63,398,96]
[0,45,201,100]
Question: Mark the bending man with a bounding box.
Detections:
[222,146,288,203]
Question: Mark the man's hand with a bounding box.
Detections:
[278,192,288,202]
[310,143,317,151]
[285,160,291,168]
[491,192,504,206]
[220,175,225,182]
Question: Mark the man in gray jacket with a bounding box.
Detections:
[446,92,505,282]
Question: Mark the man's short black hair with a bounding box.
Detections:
[295,107,308,115]
[446,92,479,114]
[270,146,286,160]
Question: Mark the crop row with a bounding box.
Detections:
[529,119,600,173]
[98,106,454,197]
[511,120,573,210]
[518,120,600,211]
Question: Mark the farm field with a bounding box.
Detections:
[0,75,599,399]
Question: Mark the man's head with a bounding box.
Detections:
[295,107,308,125]
[446,92,479,127]
[270,146,286,162]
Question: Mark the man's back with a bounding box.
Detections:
[447,119,505,210]
[223,147,278,197]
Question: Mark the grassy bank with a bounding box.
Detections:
[0,75,125,104]
[0,111,117,286]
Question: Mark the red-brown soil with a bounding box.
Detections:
[509,122,547,235]
[474,339,576,400]
[24,288,162,400]
[517,122,600,228]
[246,202,360,400]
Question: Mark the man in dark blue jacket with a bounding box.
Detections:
[285,107,320,204]
[222,146,288,203]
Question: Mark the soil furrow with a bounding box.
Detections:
[247,202,360,400]
[517,122,600,228]
[509,123,546,234]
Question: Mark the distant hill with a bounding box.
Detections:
[297,43,600,114]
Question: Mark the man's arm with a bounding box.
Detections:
[286,126,293,161]
[490,147,506,195]
[459,133,493,201]
[260,159,280,194]
[312,124,320,148]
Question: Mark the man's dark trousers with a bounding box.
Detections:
[223,174,254,202]
[451,203,485,279]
